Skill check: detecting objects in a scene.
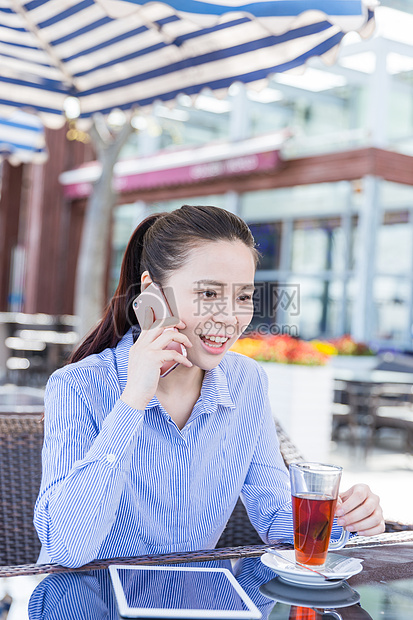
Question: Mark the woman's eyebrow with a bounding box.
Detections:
[192,280,223,287]
[192,280,255,290]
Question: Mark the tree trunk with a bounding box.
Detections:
[74,115,133,339]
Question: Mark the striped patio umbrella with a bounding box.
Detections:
[1,0,375,129]
[0,111,47,165]
[1,0,376,336]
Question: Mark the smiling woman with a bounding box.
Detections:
[33,205,384,569]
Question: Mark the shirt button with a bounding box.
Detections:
[106,453,116,464]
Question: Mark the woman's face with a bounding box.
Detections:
[162,240,256,371]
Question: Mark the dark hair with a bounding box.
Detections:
[70,204,258,363]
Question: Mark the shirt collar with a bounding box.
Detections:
[114,328,235,412]
[115,328,133,393]
[201,363,235,413]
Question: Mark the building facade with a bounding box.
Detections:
[2,5,413,351]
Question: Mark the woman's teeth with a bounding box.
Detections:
[201,335,228,347]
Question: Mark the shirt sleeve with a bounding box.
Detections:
[28,572,113,620]
[240,365,346,545]
[240,388,294,543]
[34,371,145,568]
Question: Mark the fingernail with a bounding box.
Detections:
[337,518,345,526]
[335,508,344,517]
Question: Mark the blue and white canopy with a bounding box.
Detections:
[0,111,47,165]
[0,0,375,129]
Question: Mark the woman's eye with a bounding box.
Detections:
[238,294,253,302]
[201,290,217,299]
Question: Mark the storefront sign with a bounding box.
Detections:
[63,151,280,199]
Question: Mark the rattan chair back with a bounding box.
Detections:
[216,419,305,547]
[0,409,304,563]
[0,414,43,565]
[0,412,408,568]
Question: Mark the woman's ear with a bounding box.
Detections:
[140,270,153,292]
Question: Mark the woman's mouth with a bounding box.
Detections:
[199,334,229,354]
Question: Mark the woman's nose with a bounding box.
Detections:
[212,303,238,325]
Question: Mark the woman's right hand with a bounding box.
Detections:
[121,308,193,410]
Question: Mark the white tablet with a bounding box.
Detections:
[109,565,262,619]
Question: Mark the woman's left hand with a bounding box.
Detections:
[335,484,385,536]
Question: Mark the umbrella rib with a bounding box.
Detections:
[94,0,195,45]
[10,0,80,93]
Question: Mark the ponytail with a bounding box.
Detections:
[68,213,165,363]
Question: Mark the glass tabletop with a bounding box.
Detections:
[1,543,413,620]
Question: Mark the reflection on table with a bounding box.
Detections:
[4,539,408,620]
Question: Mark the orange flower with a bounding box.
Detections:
[328,334,373,356]
[230,333,329,366]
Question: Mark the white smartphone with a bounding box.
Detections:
[109,565,262,619]
[132,282,186,377]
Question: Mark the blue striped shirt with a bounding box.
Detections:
[28,560,277,620]
[34,329,340,568]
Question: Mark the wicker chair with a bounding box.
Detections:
[216,419,305,547]
[0,414,43,565]
[1,410,409,566]
[0,412,302,564]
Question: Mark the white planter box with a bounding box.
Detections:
[328,355,377,372]
[259,362,334,463]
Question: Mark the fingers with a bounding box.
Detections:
[159,348,193,369]
[124,313,192,410]
[338,503,383,533]
[141,309,180,332]
[357,523,386,536]
[336,484,370,515]
[139,316,188,339]
[336,484,385,535]
[132,318,193,371]
[351,508,385,536]
[153,328,192,351]
[137,313,192,351]
[153,317,185,330]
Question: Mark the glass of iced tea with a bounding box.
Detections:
[290,462,350,566]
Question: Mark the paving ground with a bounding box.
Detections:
[329,429,413,526]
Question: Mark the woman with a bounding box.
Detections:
[34,205,384,567]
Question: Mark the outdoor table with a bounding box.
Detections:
[333,369,413,386]
[0,312,78,388]
[333,369,413,452]
[0,385,44,415]
[1,532,413,619]
[333,369,413,419]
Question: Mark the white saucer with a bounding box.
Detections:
[260,577,361,608]
[260,550,363,588]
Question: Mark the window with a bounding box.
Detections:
[249,222,281,270]
[291,218,345,274]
